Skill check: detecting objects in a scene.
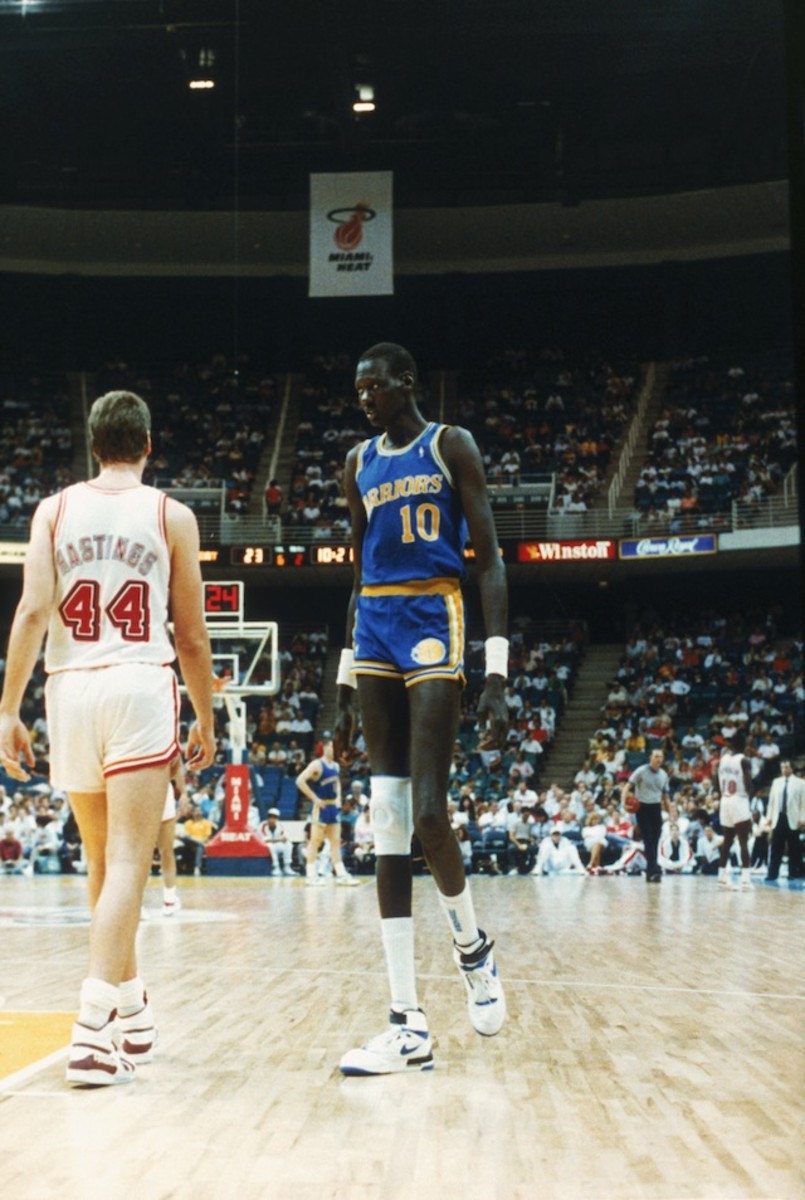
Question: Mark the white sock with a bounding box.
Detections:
[163,886,177,903]
[381,917,418,1011]
[118,976,146,1017]
[78,977,118,1030]
[718,866,728,881]
[438,885,481,950]
[305,861,316,880]
[333,862,347,877]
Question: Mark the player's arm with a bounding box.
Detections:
[166,498,216,771]
[740,756,754,798]
[334,446,365,762]
[0,498,58,780]
[441,426,509,749]
[296,758,322,806]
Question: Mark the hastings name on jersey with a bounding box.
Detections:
[55,534,159,579]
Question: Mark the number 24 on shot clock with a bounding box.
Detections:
[203,581,243,621]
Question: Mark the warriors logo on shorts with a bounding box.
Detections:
[411,637,446,666]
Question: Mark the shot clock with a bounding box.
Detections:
[203,581,244,622]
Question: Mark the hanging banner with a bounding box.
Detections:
[309,172,394,297]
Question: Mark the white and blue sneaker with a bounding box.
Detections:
[453,931,506,1037]
[339,1008,434,1076]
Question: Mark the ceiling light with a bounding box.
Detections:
[353,83,376,113]
[189,79,215,90]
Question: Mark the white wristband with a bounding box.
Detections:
[485,636,509,678]
[336,647,357,688]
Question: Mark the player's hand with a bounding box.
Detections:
[476,676,508,750]
[0,714,35,782]
[185,721,216,771]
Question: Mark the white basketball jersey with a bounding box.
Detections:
[718,751,748,801]
[45,482,175,673]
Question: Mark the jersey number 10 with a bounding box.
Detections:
[399,502,440,544]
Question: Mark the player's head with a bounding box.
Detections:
[355,343,418,425]
[88,390,151,464]
[727,730,746,753]
[359,342,418,385]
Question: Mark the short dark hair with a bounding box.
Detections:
[358,342,418,383]
[88,391,151,463]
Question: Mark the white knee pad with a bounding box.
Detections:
[370,776,413,856]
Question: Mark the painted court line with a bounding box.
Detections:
[0,1046,69,1092]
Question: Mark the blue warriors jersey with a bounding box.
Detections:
[355,423,467,587]
[311,757,339,804]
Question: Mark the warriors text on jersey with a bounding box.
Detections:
[355,423,467,586]
[45,482,175,673]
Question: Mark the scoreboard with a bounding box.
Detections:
[198,535,719,570]
[227,544,355,567]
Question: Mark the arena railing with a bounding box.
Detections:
[0,477,797,548]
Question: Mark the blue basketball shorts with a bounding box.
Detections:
[353,579,465,687]
[314,803,340,826]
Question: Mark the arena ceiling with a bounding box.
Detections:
[0,0,791,209]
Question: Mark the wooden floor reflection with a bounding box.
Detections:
[1,871,803,1200]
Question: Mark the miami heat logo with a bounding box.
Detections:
[328,202,376,250]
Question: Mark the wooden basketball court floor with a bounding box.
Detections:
[1,872,802,1200]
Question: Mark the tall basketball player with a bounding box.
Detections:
[716,731,754,890]
[334,343,508,1075]
[0,390,216,1085]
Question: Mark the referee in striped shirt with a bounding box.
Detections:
[621,749,671,882]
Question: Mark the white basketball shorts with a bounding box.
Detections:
[162,780,177,822]
[719,793,752,829]
[46,663,180,793]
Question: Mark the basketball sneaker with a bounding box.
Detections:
[453,931,506,1037]
[117,994,157,1064]
[334,873,360,887]
[305,875,327,887]
[162,895,182,917]
[65,1013,135,1087]
[339,1008,434,1076]
[717,875,739,891]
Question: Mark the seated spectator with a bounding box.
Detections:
[581,811,609,873]
[506,799,536,875]
[260,808,295,877]
[532,827,586,876]
[352,805,375,874]
[1,825,28,875]
[695,825,724,875]
[658,823,694,874]
[178,804,215,875]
